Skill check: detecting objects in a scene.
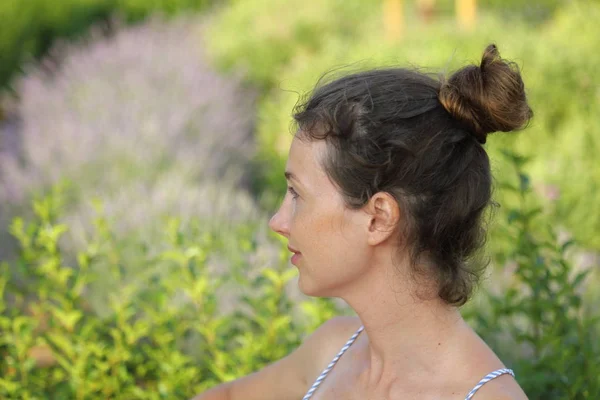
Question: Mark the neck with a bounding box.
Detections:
[339,255,469,387]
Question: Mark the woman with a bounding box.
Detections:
[195,44,531,400]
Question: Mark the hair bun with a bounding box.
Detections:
[439,44,533,144]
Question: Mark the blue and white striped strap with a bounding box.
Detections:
[302,326,513,400]
[464,368,515,400]
[302,325,364,400]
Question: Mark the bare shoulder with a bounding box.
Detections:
[306,316,363,352]
[221,316,361,400]
[299,316,363,383]
[469,374,529,400]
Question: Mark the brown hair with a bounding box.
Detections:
[293,44,533,306]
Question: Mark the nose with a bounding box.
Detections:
[269,207,290,238]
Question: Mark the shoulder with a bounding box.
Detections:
[467,373,529,400]
[222,316,362,400]
[296,316,362,384]
[305,316,362,350]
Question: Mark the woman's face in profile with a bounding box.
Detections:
[269,135,371,297]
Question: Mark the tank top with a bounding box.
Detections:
[302,325,515,400]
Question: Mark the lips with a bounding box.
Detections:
[288,245,301,265]
[287,245,301,254]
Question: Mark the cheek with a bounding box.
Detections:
[297,206,368,270]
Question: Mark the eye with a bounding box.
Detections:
[287,186,299,199]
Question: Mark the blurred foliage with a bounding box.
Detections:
[205,0,571,91]
[205,0,600,251]
[464,150,600,398]
[204,0,373,92]
[0,187,345,399]
[0,0,219,94]
[437,0,566,21]
[0,16,257,265]
[1,156,598,398]
[0,1,599,399]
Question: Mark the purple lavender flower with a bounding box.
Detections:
[0,15,260,254]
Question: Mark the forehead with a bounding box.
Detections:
[286,136,329,186]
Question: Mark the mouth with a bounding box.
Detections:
[287,245,302,265]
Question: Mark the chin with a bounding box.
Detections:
[298,275,337,298]
[297,275,319,297]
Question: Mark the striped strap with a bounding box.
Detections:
[464,368,515,400]
[302,326,514,400]
[302,325,364,400]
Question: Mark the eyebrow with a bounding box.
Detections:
[285,171,301,184]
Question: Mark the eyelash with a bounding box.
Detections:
[287,186,299,199]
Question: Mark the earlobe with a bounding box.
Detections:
[366,192,400,246]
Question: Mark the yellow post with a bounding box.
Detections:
[456,0,477,31]
[417,0,436,24]
[383,0,403,41]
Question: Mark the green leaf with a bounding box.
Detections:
[45,332,75,359]
[572,269,591,289]
[262,269,281,286]
[50,306,83,332]
[518,173,531,192]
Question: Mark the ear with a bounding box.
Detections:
[364,192,401,246]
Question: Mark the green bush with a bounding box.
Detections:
[464,150,600,398]
[1,153,598,398]
[0,0,218,94]
[203,0,374,93]
[0,188,345,399]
